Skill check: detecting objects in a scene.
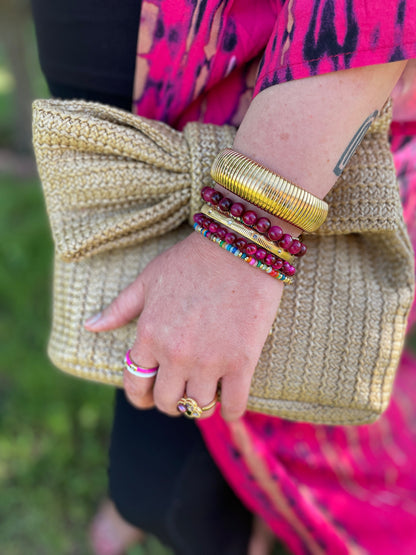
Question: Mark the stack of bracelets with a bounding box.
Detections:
[193,148,329,285]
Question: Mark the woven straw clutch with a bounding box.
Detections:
[32,99,414,425]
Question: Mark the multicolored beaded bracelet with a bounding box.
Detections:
[193,223,293,285]
[200,186,307,257]
[193,213,296,276]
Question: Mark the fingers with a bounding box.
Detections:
[125,347,251,420]
[152,367,187,417]
[219,371,252,421]
[84,275,145,332]
[123,370,155,409]
[123,341,159,410]
[153,371,219,419]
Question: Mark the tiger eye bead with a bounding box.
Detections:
[230,203,244,217]
[235,237,248,251]
[279,234,293,250]
[201,186,216,203]
[242,210,257,227]
[254,217,271,233]
[193,213,205,225]
[210,190,223,205]
[202,217,211,230]
[282,261,296,276]
[216,227,227,240]
[272,259,283,271]
[245,243,257,256]
[288,239,302,255]
[264,253,277,266]
[255,248,267,260]
[268,226,283,242]
[297,243,307,257]
[218,197,233,212]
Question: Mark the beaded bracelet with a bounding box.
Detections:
[210,148,328,232]
[200,186,307,257]
[198,205,295,265]
[193,223,293,284]
[194,212,296,275]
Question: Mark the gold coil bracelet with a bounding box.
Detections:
[210,148,328,233]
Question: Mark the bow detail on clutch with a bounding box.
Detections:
[32,98,401,263]
[32,99,236,261]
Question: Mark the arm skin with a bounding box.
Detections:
[85,60,406,421]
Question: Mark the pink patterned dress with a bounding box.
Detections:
[132,2,416,553]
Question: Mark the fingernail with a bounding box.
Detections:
[84,312,103,328]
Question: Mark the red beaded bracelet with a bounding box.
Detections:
[201,186,307,257]
[193,213,296,276]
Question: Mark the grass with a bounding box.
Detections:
[0,176,172,554]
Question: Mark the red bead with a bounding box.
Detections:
[201,186,216,203]
[242,210,257,226]
[288,239,302,255]
[208,222,219,233]
[272,259,283,271]
[282,261,296,276]
[255,217,271,233]
[210,190,222,205]
[270,270,278,277]
[264,253,277,266]
[225,232,237,244]
[297,243,307,257]
[279,234,293,250]
[230,202,244,217]
[245,243,257,256]
[193,213,205,225]
[268,225,283,242]
[216,227,227,240]
[255,248,267,260]
[235,237,248,251]
[202,217,211,229]
[218,197,232,212]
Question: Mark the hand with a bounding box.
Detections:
[84,231,284,420]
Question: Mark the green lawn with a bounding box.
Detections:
[0,176,173,554]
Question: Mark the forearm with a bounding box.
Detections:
[214,61,406,237]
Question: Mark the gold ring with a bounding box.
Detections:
[176,393,218,418]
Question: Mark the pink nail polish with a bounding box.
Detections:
[84,312,102,327]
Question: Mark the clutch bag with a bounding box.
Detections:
[32,98,415,425]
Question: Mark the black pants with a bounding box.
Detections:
[31,1,252,552]
[109,390,252,554]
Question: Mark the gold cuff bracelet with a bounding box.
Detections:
[200,204,294,263]
[210,148,328,233]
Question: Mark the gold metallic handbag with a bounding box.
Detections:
[32,98,415,425]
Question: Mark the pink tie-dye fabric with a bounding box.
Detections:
[132,1,416,552]
[133,0,416,126]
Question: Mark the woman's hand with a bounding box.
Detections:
[85,231,284,420]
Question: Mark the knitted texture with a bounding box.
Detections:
[32,99,415,425]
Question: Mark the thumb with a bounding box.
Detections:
[84,275,145,332]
